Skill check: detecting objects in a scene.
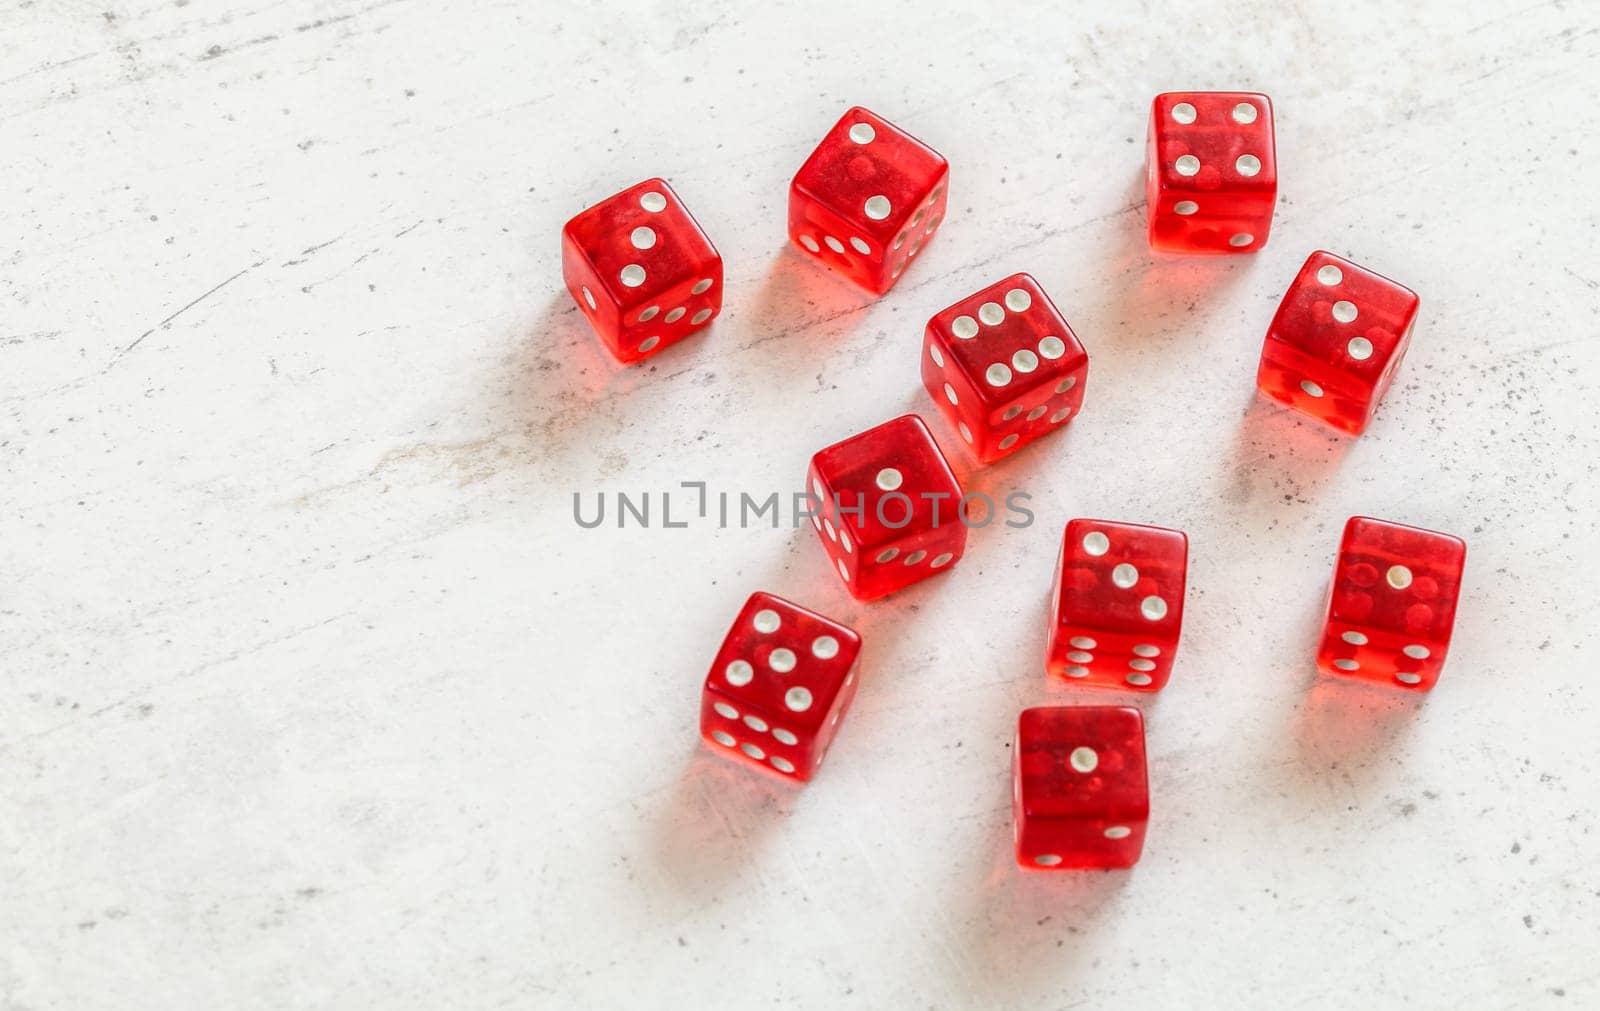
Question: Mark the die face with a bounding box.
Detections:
[1145,92,1277,254]
[1014,707,1149,870]
[1257,251,1420,435]
[807,414,967,600]
[789,107,949,294]
[1047,519,1187,692]
[701,592,862,780]
[1318,517,1465,691]
[561,178,724,364]
[921,273,1090,463]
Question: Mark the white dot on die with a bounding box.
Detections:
[1317,264,1344,286]
[812,636,840,660]
[1012,349,1039,373]
[1334,658,1360,671]
[998,434,1019,451]
[799,234,821,253]
[630,226,656,249]
[1129,658,1157,672]
[1300,379,1325,398]
[951,316,979,340]
[664,307,686,323]
[1003,406,1021,421]
[581,286,596,310]
[743,714,768,733]
[637,305,659,323]
[823,518,837,542]
[1111,563,1139,589]
[840,531,853,554]
[1067,651,1093,663]
[837,558,849,581]
[1065,665,1089,678]
[1141,596,1168,621]
[864,195,891,220]
[637,336,660,353]
[1055,376,1077,394]
[768,648,796,673]
[713,702,738,719]
[850,237,871,255]
[1027,406,1047,421]
[770,756,795,774]
[944,383,959,405]
[876,467,903,491]
[740,742,765,760]
[1232,102,1258,124]
[903,549,928,566]
[1104,825,1132,839]
[711,730,736,747]
[692,278,713,294]
[849,122,876,144]
[1034,854,1063,866]
[930,552,953,567]
[1342,631,1369,646]
[1038,336,1066,359]
[1175,154,1201,176]
[1347,337,1374,360]
[1229,233,1254,248]
[986,363,1012,387]
[639,191,667,212]
[691,308,712,325]
[725,660,753,686]
[1171,102,1197,124]
[1235,154,1261,177]
[1126,672,1153,686]
[1050,406,1073,423]
[1332,300,1359,323]
[1387,565,1413,590]
[1004,288,1032,312]
[824,235,845,254]
[1396,672,1423,685]
[1133,644,1160,658]
[620,264,646,287]
[1174,200,1199,215]
[1404,644,1431,659]
[930,344,944,367]
[978,302,1005,326]
[1082,531,1110,556]
[958,422,973,444]
[773,728,798,746]
[753,608,781,633]
[1070,636,1097,650]
[785,687,813,712]
[1069,746,1098,773]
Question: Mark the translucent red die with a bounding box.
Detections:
[789,107,949,295]
[1318,517,1466,691]
[807,414,966,601]
[1256,251,1421,435]
[700,592,862,781]
[1145,91,1277,253]
[1046,519,1188,692]
[561,177,723,364]
[920,273,1090,464]
[1014,706,1149,870]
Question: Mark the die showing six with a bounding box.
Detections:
[558,94,1462,870]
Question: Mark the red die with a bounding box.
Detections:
[1014,706,1149,870]
[789,107,949,295]
[921,273,1089,463]
[561,178,723,364]
[1318,517,1466,691]
[1256,251,1421,435]
[807,415,966,601]
[1145,91,1277,253]
[700,592,862,781]
[1046,519,1188,692]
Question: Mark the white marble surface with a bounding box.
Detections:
[3,1,1598,1008]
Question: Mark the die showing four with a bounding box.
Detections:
[1318,516,1466,691]
[789,106,949,294]
[561,178,723,364]
[1046,519,1188,692]
[1145,91,1277,254]
[1256,250,1421,435]
[1014,706,1150,870]
[806,415,966,601]
[701,592,862,780]
[921,273,1090,464]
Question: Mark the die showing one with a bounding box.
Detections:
[1046,519,1188,691]
[701,592,862,781]
[1014,706,1149,870]
[1318,516,1465,691]
[1256,251,1420,435]
[1145,91,1277,253]
[920,273,1089,464]
[561,177,723,364]
[789,107,949,295]
[807,414,966,601]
